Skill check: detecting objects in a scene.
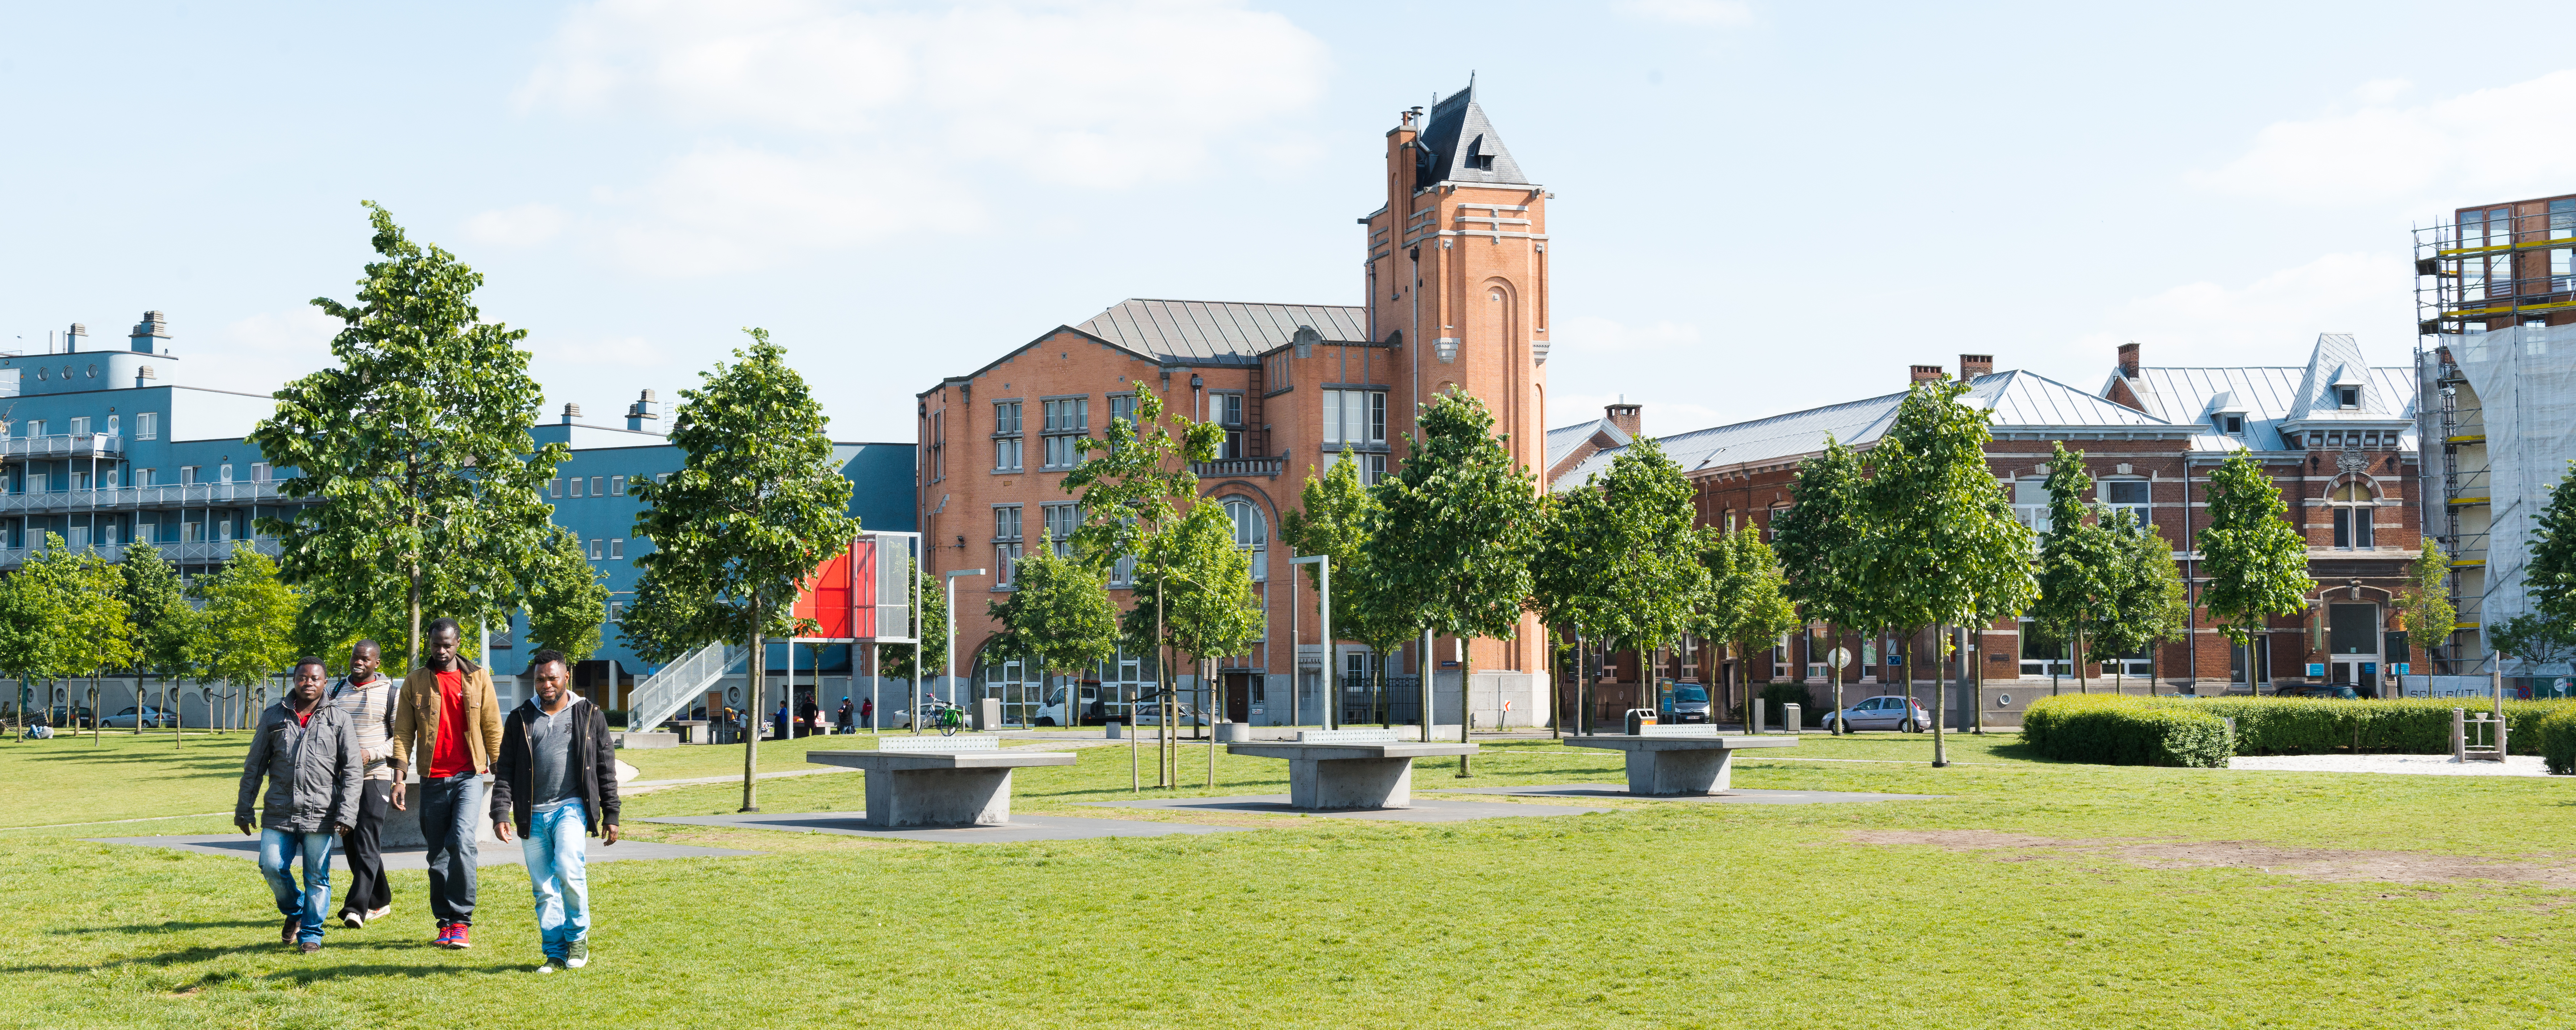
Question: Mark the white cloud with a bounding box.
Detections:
[596,143,981,276]
[2074,251,2417,366]
[2352,78,2411,104]
[1615,0,1755,27]
[2192,70,2576,205]
[464,203,570,248]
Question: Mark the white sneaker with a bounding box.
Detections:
[534,960,558,974]
[341,911,365,929]
[367,905,392,921]
[565,939,590,969]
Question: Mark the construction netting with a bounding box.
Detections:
[2455,321,2576,671]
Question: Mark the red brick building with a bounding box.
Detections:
[915,82,1554,727]
[1552,335,2426,727]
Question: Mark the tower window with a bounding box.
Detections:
[2337,387,2358,408]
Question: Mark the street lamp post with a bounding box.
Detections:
[941,569,986,732]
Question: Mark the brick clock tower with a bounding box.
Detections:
[1358,79,1553,699]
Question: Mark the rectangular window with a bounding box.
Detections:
[609,538,624,560]
[1213,393,1243,459]
[995,543,1023,587]
[609,475,625,498]
[994,505,1023,542]
[1322,388,1387,447]
[2333,508,2352,549]
[1042,503,1081,556]
[1109,394,1136,426]
[1322,450,1388,486]
[1040,398,1088,469]
[68,417,88,436]
[136,412,157,440]
[589,538,603,560]
[549,478,563,498]
[993,401,1024,472]
[569,477,586,498]
[2012,479,2051,534]
[26,420,44,437]
[2101,480,2149,529]
[136,468,155,487]
[250,463,270,484]
[590,475,605,496]
[1044,433,1079,469]
[180,465,198,485]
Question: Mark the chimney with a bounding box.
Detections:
[2118,342,2141,378]
[626,389,660,433]
[1604,401,1642,437]
[1959,354,1994,379]
[562,402,582,425]
[130,311,169,354]
[66,323,87,354]
[1910,364,1947,386]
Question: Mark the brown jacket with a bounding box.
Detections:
[388,658,505,777]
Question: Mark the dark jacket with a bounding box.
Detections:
[390,657,504,777]
[236,701,363,833]
[489,695,621,837]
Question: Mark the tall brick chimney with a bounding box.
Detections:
[1959,354,1994,379]
[2118,342,2141,378]
[1605,402,1642,437]
[1910,364,1947,386]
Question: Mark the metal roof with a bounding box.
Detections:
[1073,298,1370,366]
[1415,80,1531,187]
[2127,361,2417,454]
[1973,369,2176,429]
[1545,417,1629,471]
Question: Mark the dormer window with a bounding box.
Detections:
[2337,387,2358,408]
[2215,414,2243,434]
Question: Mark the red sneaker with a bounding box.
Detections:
[444,922,473,950]
[431,922,455,948]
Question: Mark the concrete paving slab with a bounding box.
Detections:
[1081,795,1609,822]
[1425,783,1939,804]
[638,811,1248,843]
[85,835,760,868]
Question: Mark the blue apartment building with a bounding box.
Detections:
[4,312,914,721]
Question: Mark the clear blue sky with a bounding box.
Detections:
[7,1,2574,442]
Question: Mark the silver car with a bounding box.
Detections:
[1817,695,1929,732]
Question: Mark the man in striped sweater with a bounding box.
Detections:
[327,640,397,928]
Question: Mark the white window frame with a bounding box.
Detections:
[609,475,625,498]
[2098,479,2149,530]
[136,412,157,440]
[589,538,603,560]
[994,400,1024,472]
[67,417,88,436]
[569,477,586,498]
[609,538,625,560]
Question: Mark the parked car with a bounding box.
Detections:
[101,706,178,729]
[2273,684,2362,699]
[45,705,94,729]
[1129,700,1209,726]
[1817,695,1929,732]
[1660,683,1711,724]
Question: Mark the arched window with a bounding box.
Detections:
[1224,497,1268,582]
[2331,481,2375,549]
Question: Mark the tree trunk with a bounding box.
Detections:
[1156,581,1169,788]
[742,600,763,813]
[1829,623,1845,736]
[1970,625,1986,735]
[1931,623,1951,767]
[1457,638,1474,777]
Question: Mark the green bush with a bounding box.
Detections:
[2537,708,2576,775]
[2182,696,2568,756]
[2023,694,2231,768]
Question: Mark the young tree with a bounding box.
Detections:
[20,538,135,745]
[0,560,68,736]
[2029,443,2122,694]
[251,202,569,669]
[1366,389,1544,774]
[120,543,196,743]
[1848,379,2038,767]
[2197,450,2315,664]
[1702,526,1803,724]
[1530,487,1610,736]
[2492,613,2576,685]
[988,542,1121,727]
[1120,502,1262,785]
[1280,451,1413,729]
[2095,510,2190,694]
[624,328,858,812]
[2394,537,2457,688]
[2526,462,2576,625]
[524,527,611,661]
[1534,440,1707,735]
[191,543,302,732]
[1771,438,1871,734]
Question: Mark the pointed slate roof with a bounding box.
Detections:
[2283,333,2398,423]
[1414,80,1531,187]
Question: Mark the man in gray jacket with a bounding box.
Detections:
[326,639,396,928]
[236,657,361,953]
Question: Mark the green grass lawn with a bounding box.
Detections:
[3,729,2570,1028]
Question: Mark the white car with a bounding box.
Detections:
[1817,695,1930,732]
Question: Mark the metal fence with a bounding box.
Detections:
[1339,673,1421,725]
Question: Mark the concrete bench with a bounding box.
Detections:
[1562,727,1799,796]
[1225,728,1478,810]
[806,735,1076,827]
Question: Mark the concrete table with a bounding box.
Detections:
[1561,728,1798,796]
[1224,729,1478,810]
[806,736,1075,828]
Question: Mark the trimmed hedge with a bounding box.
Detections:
[2023,694,2231,768]
[2023,694,2576,766]
[1758,682,1812,728]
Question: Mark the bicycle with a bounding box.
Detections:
[920,700,967,736]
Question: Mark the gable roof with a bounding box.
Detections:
[1414,80,1531,188]
[1073,299,1370,366]
[1545,416,1630,473]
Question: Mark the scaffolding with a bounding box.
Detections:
[2415,195,2576,675]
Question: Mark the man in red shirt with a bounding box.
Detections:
[389,618,504,950]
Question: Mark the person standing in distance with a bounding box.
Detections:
[327,639,398,927]
[388,618,503,950]
[490,650,620,972]
[236,657,361,954]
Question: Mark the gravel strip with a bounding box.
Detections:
[2228,754,2554,777]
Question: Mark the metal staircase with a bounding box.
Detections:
[625,642,743,733]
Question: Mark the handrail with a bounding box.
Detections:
[625,642,743,733]
[0,536,281,568]
[0,480,302,513]
[0,433,122,459]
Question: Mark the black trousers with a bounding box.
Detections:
[420,774,481,924]
[339,780,393,915]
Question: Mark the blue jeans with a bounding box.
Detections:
[520,800,590,959]
[258,829,335,945]
[420,774,483,923]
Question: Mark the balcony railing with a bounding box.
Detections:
[0,480,302,514]
[0,535,281,569]
[1190,454,1286,479]
[0,433,122,460]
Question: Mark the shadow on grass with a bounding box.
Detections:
[15,939,521,980]
[52,918,277,936]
